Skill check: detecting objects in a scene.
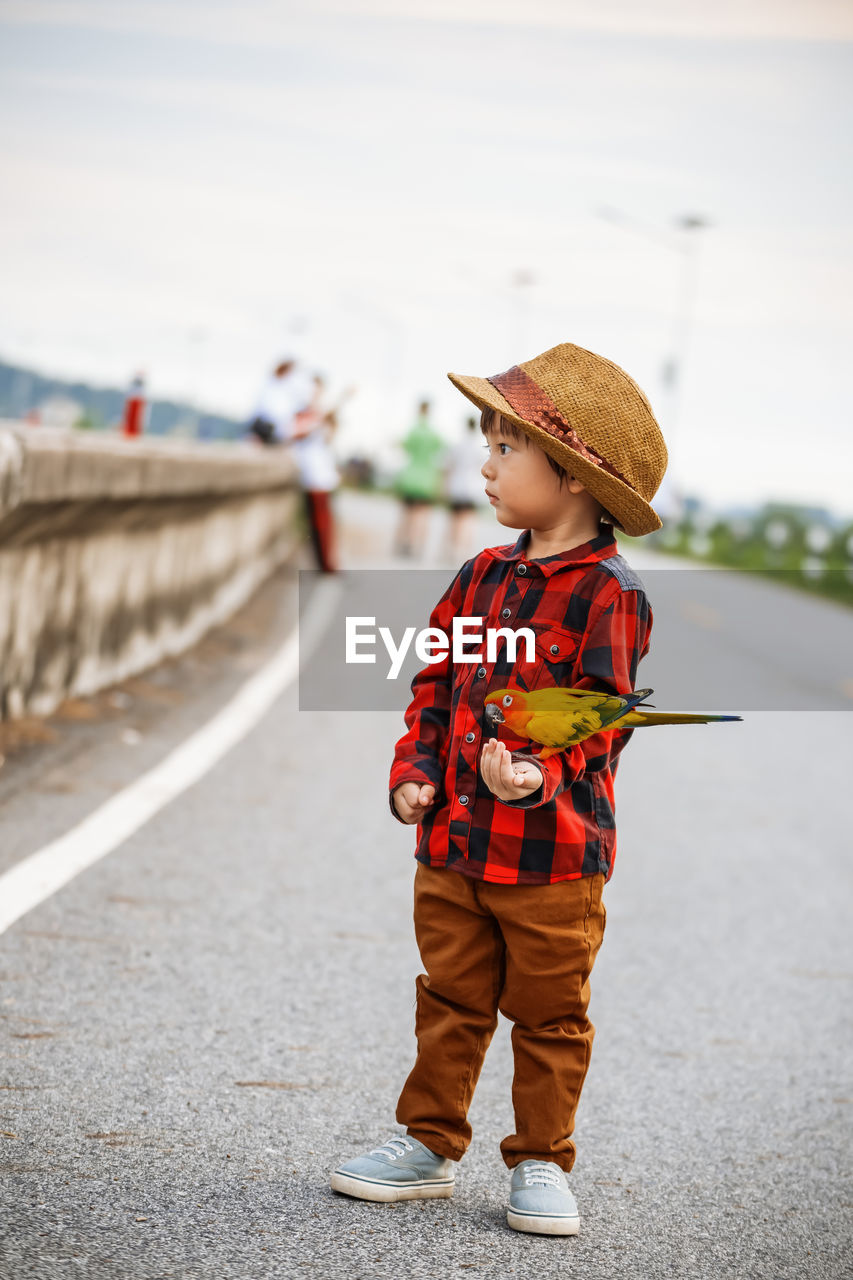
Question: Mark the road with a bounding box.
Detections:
[1,493,851,1279]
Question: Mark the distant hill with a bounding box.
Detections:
[0,358,244,441]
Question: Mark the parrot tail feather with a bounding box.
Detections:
[629,712,742,726]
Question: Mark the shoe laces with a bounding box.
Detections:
[521,1161,563,1188]
[370,1136,414,1161]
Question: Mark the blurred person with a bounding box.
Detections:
[444,415,485,560]
[393,399,444,558]
[248,356,339,571]
[291,375,354,574]
[122,372,147,438]
[247,356,316,445]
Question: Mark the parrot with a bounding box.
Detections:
[484,686,741,759]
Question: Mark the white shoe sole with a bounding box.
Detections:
[506,1208,580,1236]
[330,1170,455,1203]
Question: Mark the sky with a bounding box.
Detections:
[0,0,851,515]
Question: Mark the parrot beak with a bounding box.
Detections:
[485,702,505,727]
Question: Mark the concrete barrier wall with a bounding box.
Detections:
[0,425,301,719]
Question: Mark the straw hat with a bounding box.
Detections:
[448,342,667,536]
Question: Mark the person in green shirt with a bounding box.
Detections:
[394,399,445,558]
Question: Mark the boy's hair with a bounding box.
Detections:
[481,408,613,522]
[480,408,562,480]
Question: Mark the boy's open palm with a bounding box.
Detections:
[480,738,543,802]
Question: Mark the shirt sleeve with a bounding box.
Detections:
[388,568,465,815]
[505,583,653,808]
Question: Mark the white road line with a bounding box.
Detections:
[0,576,341,937]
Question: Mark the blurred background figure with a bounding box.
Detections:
[247,356,315,445]
[121,372,147,438]
[393,398,444,558]
[291,374,354,574]
[444,414,486,560]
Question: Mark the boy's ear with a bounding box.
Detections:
[566,476,586,495]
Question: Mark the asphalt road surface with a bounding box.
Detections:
[1,494,851,1279]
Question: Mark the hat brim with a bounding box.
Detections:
[447,371,662,537]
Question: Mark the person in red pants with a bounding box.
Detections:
[292,374,347,574]
[249,360,343,573]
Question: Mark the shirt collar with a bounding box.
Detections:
[484,527,619,577]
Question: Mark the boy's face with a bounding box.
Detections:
[480,413,572,531]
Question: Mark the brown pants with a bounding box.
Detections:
[396,863,606,1172]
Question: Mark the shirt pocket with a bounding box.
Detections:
[512,623,581,691]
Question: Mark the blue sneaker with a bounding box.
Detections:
[331,1135,456,1203]
[507,1160,580,1235]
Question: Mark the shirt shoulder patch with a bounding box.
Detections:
[599,553,647,595]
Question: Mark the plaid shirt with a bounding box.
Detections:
[389,530,652,884]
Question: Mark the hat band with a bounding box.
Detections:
[486,365,635,492]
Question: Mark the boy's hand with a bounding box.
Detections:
[480,738,543,801]
[392,782,436,824]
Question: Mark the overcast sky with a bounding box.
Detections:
[1,0,851,514]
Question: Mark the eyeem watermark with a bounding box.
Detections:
[346,616,536,680]
[299,568,846,711]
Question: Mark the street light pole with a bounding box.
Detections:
[662,215,708,468]
[597,207,710,517]
[510,268,536,358]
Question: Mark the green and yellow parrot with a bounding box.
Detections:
[484,686,741,759]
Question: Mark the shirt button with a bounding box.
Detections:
[458,794,469,806]
[550,644,560,655]
[465,732,475,743]
[476,666,486,679]
[517,563,528,575]
[501,608,511,619]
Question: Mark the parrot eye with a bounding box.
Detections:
[502,694,513,707]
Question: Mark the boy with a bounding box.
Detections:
[331,343,667,1235]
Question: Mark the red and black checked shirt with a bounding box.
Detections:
[389,529,652,885]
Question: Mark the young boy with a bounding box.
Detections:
[331,342,667,1235]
